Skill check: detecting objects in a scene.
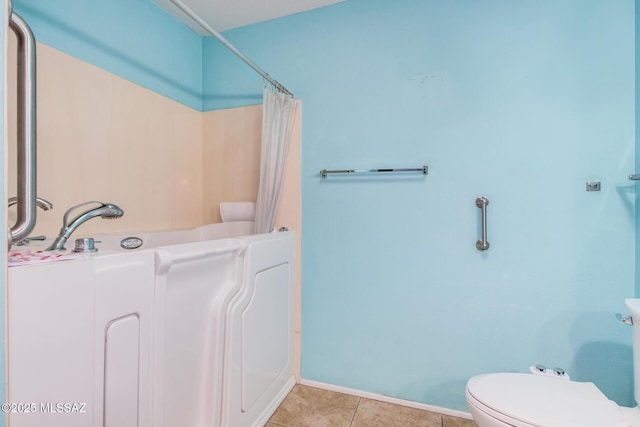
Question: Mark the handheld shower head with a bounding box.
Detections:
[96,204,124,219]
[46,201,124,250]
[61,201,123,226]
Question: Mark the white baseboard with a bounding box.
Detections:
[299,379,473,420]
[254,376,296,427]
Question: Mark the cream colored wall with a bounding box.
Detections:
[7,40,303,379]
[202,105,262,223]
[7,39,203,237]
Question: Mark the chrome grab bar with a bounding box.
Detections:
[475,196,490,251]
[630,174,640,180]
[7,10,37,248]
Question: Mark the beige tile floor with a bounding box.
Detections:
[267,385,478,427]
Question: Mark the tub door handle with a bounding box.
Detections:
[475,196,490,251]
[7,10,37,248]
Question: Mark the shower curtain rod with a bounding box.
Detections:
[169,0,294,97]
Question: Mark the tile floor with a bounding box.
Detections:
[267,384,478,427]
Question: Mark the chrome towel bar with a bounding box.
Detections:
[320,166,428,178]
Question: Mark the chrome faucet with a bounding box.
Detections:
[8,197,53,246]
[8,196,53,211]
[46,201,124,251]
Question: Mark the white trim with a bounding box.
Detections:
[253,376,296,427]
[299,379,474,420]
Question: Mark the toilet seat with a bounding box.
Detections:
[466,373,629,427]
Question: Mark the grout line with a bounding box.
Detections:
[349,397,361,427]
[301,379,472,420]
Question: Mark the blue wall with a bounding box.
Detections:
[13,0,203,110]
[3,0,636,414]
[204,0,636,410]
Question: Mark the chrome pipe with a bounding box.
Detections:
[475,196,490,251]
[8,11,37,247]
[168,0,293,96]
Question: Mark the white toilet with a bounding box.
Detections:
[466,298,640,427]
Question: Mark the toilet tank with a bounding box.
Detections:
[625,298,640,405]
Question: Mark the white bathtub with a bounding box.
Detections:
[8,222,295,427]
[89,221,255,252]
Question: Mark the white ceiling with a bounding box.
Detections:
[154,0,345,34]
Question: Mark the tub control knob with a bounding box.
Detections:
[73,237,98,253]
[553,367,565,376]
[534,364,546,373]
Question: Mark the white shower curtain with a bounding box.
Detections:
[254,87,297,234]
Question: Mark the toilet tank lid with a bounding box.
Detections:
[466,373,628,427]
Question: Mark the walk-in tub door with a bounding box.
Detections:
[222,231,296,427]
[153,239,243,427]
